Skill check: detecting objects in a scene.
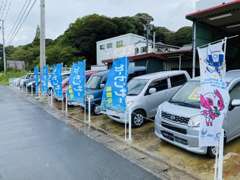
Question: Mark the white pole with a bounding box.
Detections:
[65,93,68,115]
[50,89,53,106]
[84,97,86,123]
[1,20,6,74]
[128,107,132,142]
[124,110,127,141]
[217,129,224,180]
[88,96,91,129]
[40,0,46,78]
[31,85,33,96]
[214,143,219,180]
[192,21,197,78]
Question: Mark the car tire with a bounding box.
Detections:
[207,146,217,158]
[131,110,146,128]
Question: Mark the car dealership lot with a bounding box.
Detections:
[28,92,240,180]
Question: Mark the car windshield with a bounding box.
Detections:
[170,81,201,108]
[127,79,148,96]
[87,75,102,89]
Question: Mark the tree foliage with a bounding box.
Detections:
[6,13,192,71]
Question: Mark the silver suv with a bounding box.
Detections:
[107,71,190,128]
[155,70,240,157]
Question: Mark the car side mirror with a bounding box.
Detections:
[229,99,240,111]
[232,99,240,107]
[100,84,105,89]
[149,88,157,95]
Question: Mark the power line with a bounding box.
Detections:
[8,0,37,45]
[7,0,31,44]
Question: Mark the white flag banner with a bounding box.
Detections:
[198,39,230,147]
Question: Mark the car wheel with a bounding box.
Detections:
[207,146,217,158]
[132,110,145,128]
[92,105,101,115]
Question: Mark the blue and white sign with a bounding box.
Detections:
[41,65,48,96]
[50,64,63,100]
[198,39,229,146]
[34,66,39,96]
[101,57,128,112]
[67,60,86,105]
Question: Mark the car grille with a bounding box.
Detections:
[162,111,190,124]
[161,122,187,134]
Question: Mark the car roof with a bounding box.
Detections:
[192,70,240,83]
[133,70,187,80]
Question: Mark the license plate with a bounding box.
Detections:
[162,131,174,141]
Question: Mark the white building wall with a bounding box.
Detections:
[96,33,147,65]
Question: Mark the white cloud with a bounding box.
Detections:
[5,0,196,46]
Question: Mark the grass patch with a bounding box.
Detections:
[0,70,27,85]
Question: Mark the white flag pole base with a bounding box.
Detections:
[128,107,132,143]
[50,90,53,107]
[214,129,224,180]
[87,96,92,129]
[65,94,68,115]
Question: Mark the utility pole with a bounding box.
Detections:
[0,20,6,74]
[40,0,46,76]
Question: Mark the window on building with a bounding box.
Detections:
[170,74,187,88]
[116,40,124,48]
[135,48,139,55]
[100,44,105,50]
[107,43,112,49]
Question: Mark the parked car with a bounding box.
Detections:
[107,71,190,127]
[19,73,34,89]
[155,70,240,157]
[85,66,147,115]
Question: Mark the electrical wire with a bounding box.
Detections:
[8,0,37,45]
[6,0,31,44]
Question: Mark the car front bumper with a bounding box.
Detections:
[155,116,207,155]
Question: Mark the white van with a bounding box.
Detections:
[155,70,240,157]
[107,71,190,127]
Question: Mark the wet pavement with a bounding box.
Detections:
[0,86,159,180]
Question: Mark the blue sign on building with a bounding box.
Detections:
[41,65,48,96]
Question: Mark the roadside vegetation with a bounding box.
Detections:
[0,70,27,85]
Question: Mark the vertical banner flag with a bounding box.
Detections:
[101,57,128,112]
[41,65,48,95]
[67,60,86,105]
[197,39,229,146]
[34,66,39,96]
[50,64,63,100]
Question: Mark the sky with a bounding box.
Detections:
[3,0,197,46]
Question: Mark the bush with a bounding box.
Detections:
[0,70,27,85]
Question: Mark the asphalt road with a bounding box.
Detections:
[0,86,159,180]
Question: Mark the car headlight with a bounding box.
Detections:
[188,115,201,127]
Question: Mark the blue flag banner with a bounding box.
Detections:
[41,65,48,96]
[34,66,39,96]
[67,60,86,105]
[101,57,128,112]
[50,64,63,100]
